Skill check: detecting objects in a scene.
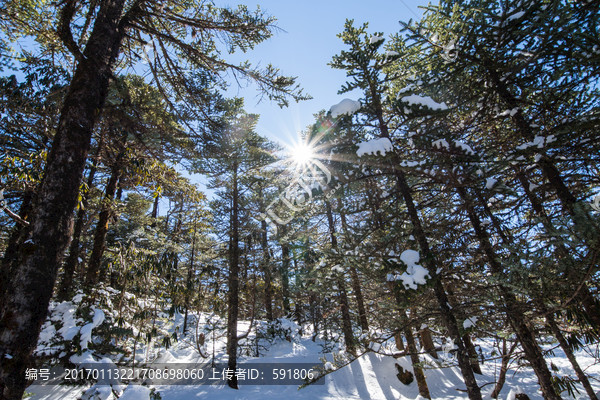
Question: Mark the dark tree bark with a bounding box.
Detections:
[395,171,483,400]
[279,238,291,315]
[58,130,105,299]
[183,219,197,334]
[394,332,405,351]
[545,310,598,400]
[454,182,561,400]
[419,327,438,360]
[86,137,126,285]
[515,169,600,330]
[488,66,597,246]
[258,189,274,321]
[405,326,431,399]
[339,208,369,332]
[0,0,135,398]
[462,334,481,375]
[491,339,517,399]
[0,191,33,307]
[226,161,240,389]
[325,200,356,355]
[365,70,482,398]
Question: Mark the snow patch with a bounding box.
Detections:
[432,139,450,150]
[330,98,361,118]
[80,309,105,350]
[402,94,448,110]
[485,178,497,190]
[463,317,478,329]
[119,384,151,400]
[388,250,430,290]
[369,35,384,45]
[356,138,393,157]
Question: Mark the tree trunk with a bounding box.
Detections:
[395,332,405,351]
[280,239,291,315]
[368,74,482,397]
[455,183,561,400]
[491,339,517,398]
[419,327,438,360]
[58,131,105,299]
[405,326,431,399]
[488,67,597,246]
[0,191,33,307]
[260,213,273,321]
[462,334,482,374]
[395,171,483,400]
[515,169,600,330]
[339,208,369,332]
[545,312,598,400]
[0,0,131,398]
[85,141,126,285]
[183,219,197,334]
[226,161,240,389]
[325,200,355,355]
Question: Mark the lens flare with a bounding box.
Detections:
[291,142,315,165]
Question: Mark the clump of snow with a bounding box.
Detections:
[432,138,450,150]
[507,10,525,21]
[400,249,419,265]
[388,250,430,290]
[81,385,114,400]
[356,138,393,157]
[455,140,475,155]
[331,265,344,273]
[485,177,497,190]
[330,98,361,118]
[496,108,519,117]
[80,308,105,350]
[516,135,556,150]
[324,361,334,371]
[402,94,448,110]
[463,317,478,329]
[369,35,384,45]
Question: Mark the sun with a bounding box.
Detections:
[290,141,315,166]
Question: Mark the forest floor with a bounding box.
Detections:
[25,297,600,400]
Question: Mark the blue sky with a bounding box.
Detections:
[221,0,429,148]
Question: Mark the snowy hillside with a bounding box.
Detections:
[25,296,600,400]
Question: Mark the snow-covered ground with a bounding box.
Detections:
[26,298,600,400]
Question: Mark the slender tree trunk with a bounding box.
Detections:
[183,220,197,334]
[488,67,597,245]
[395,171,483,400]
[491,339,517,399]
[58,131,105,299]
[515,169,600,330]
[419,327,439,360]
[0,0,132,397]
[227,162,240,389]
[325,200,355,355]
[395,332,405,351]
[86,140,126,285]
[405,325,431,399]
[367,72,481,397]
[545,311,598,400]
[280,239,291,314]
[462,334,482,374]
[339,209,369,332]
[455,183,561,400]
[259,190,274,321]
